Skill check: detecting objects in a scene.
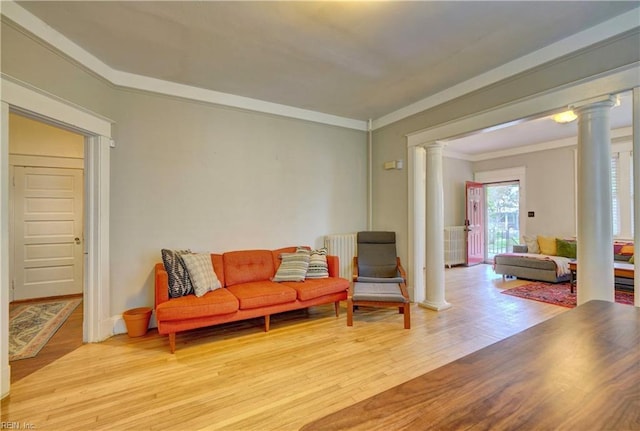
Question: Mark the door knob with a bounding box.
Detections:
[74,237,81,245]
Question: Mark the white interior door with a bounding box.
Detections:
[13,167,83,301]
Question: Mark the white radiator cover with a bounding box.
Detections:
[324,233,357,280]
[444,226,466,267]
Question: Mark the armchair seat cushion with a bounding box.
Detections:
[356,276,405,284]
[353,282,407,303]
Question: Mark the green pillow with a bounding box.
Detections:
[556,239,577,259]
[630,255,634,264]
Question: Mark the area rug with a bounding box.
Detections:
[502,282,634,308]
[9,298,81,361]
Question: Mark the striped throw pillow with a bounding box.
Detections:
[306,248,329,279]
[273,250,310,282]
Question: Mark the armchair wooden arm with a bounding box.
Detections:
[352,256,359,281]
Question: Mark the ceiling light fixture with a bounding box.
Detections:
[552,110,578,124]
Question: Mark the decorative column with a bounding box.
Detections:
[410,146,426,304]
[421,142,451,310]
[633,87,640,308]
[573,97,616,305]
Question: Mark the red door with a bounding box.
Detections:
[465,181,485,266]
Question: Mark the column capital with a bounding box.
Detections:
[425,141,446,151]
[570,95,616,113]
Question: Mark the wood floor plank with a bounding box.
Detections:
[1,265,569,430]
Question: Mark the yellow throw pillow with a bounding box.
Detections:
[620,244,634,256]
[537,236,557,256]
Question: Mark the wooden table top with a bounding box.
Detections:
[301,301,639,431]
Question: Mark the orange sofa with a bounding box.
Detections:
[154,247,349,353]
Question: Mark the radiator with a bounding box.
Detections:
[324,233,357,280]
[444,226,466,267]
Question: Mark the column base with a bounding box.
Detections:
[418,300,452,311]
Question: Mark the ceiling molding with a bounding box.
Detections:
[0,1,368,131]
[444,126,633,162]
[408,62,639,148]
[374,7,640,130]
[2,1,638,132]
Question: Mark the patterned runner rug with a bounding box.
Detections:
[502,282,634,308]
[9,298,82,361]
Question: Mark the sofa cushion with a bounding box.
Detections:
[273,249,310,282]
[227,281,297,309]
[494,254,557,270]
[156,288,239,321]
[283,277,348,301]
[161,249,194,298]
[181,253,222,297]
[223,250,275,287]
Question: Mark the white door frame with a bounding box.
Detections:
[1,76,113,399]
[406,63,640,303]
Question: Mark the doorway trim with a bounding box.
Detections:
[406,62,639,302]
[1,76,113,399]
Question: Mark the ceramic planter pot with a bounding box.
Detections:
[123,307,152,337]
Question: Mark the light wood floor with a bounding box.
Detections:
[1,265,567,430]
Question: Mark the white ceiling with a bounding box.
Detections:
[8,1,640,154]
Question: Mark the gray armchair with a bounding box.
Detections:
[347,231,411,329]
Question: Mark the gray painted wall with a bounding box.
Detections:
[372,29,640,263]
[2,23,368,316]
[2,19,639,315]
[444,157,474,227]
[473,146,576,239]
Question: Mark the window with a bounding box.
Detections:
[611,147,633,239]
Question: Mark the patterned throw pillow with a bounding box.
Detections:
[273,249,310,282]
[306,248,329,279]
[180,253,221,297]
[161,249,194,298]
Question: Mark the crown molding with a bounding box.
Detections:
[1,1,637,133]
[374,7,640,130]
[444,126,633,162]
[0,1,368,131]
